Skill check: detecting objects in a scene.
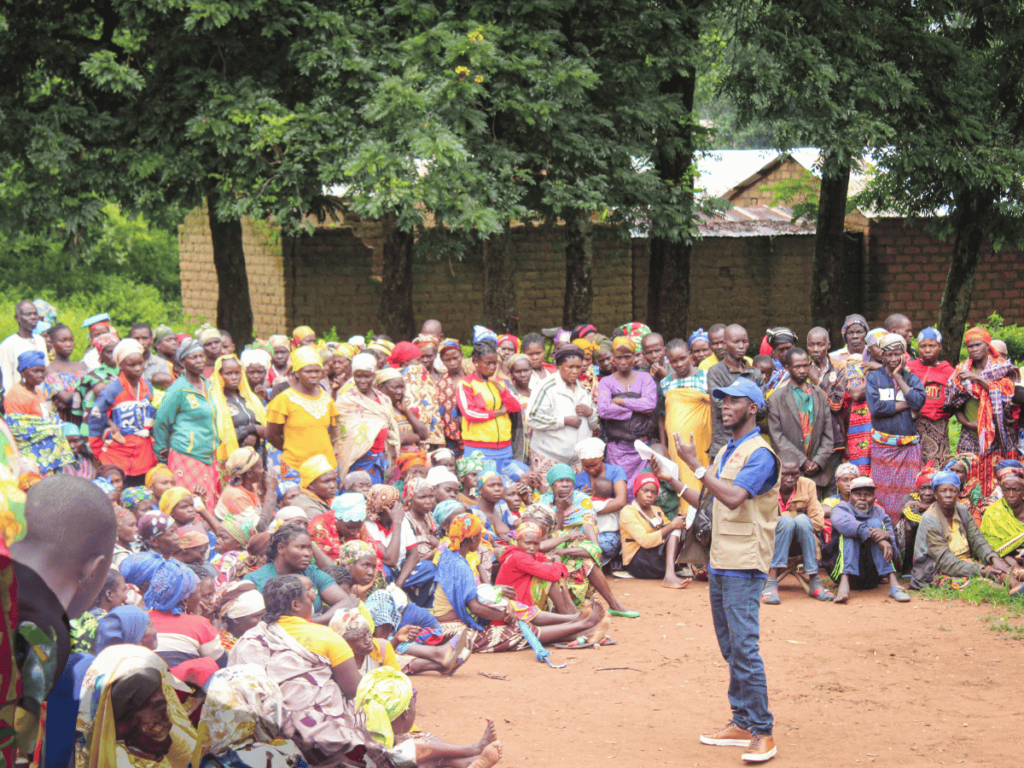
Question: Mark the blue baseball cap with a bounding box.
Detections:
[711,377,765,408]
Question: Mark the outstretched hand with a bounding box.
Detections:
[672,432,701,470]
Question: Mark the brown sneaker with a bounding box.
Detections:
[741,733,777,762]
[699,722,752,747]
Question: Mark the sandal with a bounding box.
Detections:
[554,636,594,650]
[597,635,616,647]
[809,585,835,602]
[888,586,911,603]
[441,632,470,675]
[761,586,781,605]
[608,609,640,618]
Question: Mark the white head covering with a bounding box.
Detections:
[112,339,145,366]
[224,589,265,619]
[351,353,378,373]
[268,506,308,532]
[240,348,272,370]
[425,466,460,487]
[576,437,607,461]
[348,335,366,349]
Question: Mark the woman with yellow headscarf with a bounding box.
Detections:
[355,667,505,767]
[209,355,267,463]
[265,347,339,477]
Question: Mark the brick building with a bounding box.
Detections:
[179,151,1024,340]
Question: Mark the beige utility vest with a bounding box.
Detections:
[709,433,781,573]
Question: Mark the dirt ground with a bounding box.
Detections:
[411,577,1023,767]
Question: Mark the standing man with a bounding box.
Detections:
[699,324,729,371]
[674,377,780,763]
[707,325,765,458]
[806,326,847,471]
[0,300,47,393]
[130,322,172,382]
[766,348,836,494]
[640,332,668,382]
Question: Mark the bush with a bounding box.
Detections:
[975,313,1024,363]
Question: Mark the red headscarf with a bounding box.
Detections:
[915,461,935,488]
[964,326,998,357]
[633,472,661,498]
[388,341,423,368]
[497,334,520,353]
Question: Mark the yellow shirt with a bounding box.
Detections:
[948,515,971,561]
[431,584,455,618]
[266,388,339,471]
[619,502,669,566]
[277,615,353,666]
[698,354,720,371]
[369,639,401,670]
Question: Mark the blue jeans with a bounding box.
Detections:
[598,531,621,565]
[770,515,818,573]
[708,572,773,736]
[841,534,894,578]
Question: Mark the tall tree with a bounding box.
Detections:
[859,0,1024,361]
[719,0,915,342]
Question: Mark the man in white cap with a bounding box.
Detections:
[830,475,911,604]
[674,376,779,763]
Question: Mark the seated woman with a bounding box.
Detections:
[898,465,937,572]
[355,667,504,768]
[211,514,261,584]
[214,581,265,653]
[539,465,639,617]
[309,491,371,567]
[145,463,177,508]
[365,587,470,675]
[229,575,378,765]
[95,605,158,655]
[244,524,347,624]
[471,470,518,544]
[76,645,199,768]
[146,559,227,676]
[981,462,1024,562]
[496,521,579,616]
[432,512,606,653]
[137,512,181,560]
[291,453,338,521]
[198,665,312,768]
[911,470,1021,592]
[619,473,690,588]
[330,608,466,677]
[214,446,275,527]
[573,437,629,563]
[364,488,436,607]
[71,568,129,654]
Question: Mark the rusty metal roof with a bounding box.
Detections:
[696,205,816,237]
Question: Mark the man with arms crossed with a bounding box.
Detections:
[674,377,779,763]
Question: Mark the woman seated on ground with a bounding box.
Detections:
[76,645,199,768]
[214,446,276,527]
[496,520,580,616]
[471,469,518,544]
[898,465,937,572]
[981,462,1024,562]
[229,575,379,765]
[210,514,261,584]
[290,453,338,523]
[365,586,471,675]
[309,491,371,568]
[619,473,690,588]
[911,470,1021,593]
[573,437,629,564]
[330,608,469,677]
[137,512,181,559]
[243,524,348,624]
[538,465,640,617]
[215,582,265,652]
[355,667,504,768]
[432,512,606,653]
[198,664,312,768]
[364,486,437,607]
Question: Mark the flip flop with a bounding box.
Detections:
[809,585,835,602]
[888,586,911,603]
[555,636,594,650]
[612,571,634,579]
[608,609,640,618]
[597,635,616,646]
[442,632,470,675]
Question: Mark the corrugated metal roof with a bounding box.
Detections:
[696,205,816,237]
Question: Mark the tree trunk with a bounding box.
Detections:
[562,209,593,328]
[936,191,990,363]
[379,214,416,340]
[647,68,696,338]
[482,225,519,335]
[811,154,852,347]
[207,193,254,346]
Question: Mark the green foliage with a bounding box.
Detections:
[919,579,1024,640]
[974,313,1024,364]
[759,169,820,221]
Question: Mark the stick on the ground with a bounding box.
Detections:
[478,672,509,681]
[596,666,640,672]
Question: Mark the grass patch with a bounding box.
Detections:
[919,579,1024,640]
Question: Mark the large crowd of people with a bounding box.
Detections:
[1,298,1022,766]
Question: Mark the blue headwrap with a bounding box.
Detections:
[364,589,402,629]
[476,469,500,491]
[917,327,942,344]
[996,460,1024,471]
[502,460,530,482]
[432,499,463,529]
[120,487,153,510]
[119,552,165,587]
[931,470,962,490]
[276,480,299,503]
[92,477,115,495]
[95,605,151,654]
[688,328,709,345]
[473,325,498,345]
[145,560,198,615]
[332,493,367,523]
[16,350,46,372]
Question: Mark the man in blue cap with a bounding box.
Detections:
[673,376,778,763]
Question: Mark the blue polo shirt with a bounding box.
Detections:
[709,427,779,578]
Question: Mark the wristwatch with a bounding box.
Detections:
[693,466,707,481]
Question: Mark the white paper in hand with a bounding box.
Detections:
[634,440,680,482]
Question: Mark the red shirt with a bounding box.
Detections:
[906,359,955,421]
[496,546,568,607]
